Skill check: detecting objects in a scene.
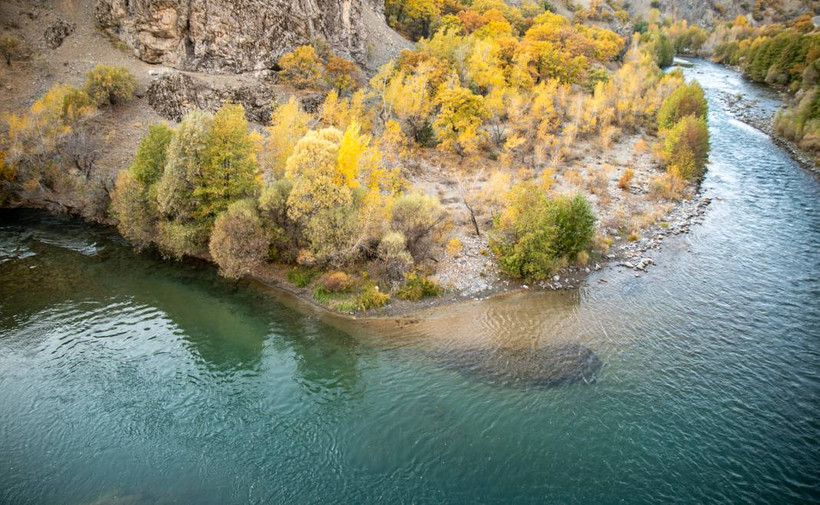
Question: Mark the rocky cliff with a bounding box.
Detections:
[626,0,817,27]
[95,0,407,73]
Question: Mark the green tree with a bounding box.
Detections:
[193,103,259,222]
[156,109,213,220]
[663,115,710,180]
[657,81,707,130]
[110,171,156,249]
[130,124,173,186]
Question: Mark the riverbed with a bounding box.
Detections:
[1,61,818,504]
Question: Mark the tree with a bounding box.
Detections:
[278,45,323,89]
[405,0,443,39]
[156,109,213,220]
[654,34,674,67]
[663,115,709,180]
[110,171,156,249]
[285,127,350,222]
[130,124,173,186]
[377,65,437,145]
[433,85,489,156]
[262,97,312,178]
[657,81,707,130]
[209,199,269,279]
[84,65,137,106]
[0,33,26,67]
[325,56,361,94]
[193,103,259,222]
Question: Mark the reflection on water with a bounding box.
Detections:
[1,60,819,505]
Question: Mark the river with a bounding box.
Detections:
[1,61,818,504]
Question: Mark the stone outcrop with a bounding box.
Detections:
[146,72,325,123]
[44,19,75,49]
[94,0,408,74]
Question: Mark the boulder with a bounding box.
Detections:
[44,19,75,49]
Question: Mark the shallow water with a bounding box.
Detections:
[1,61,819,504]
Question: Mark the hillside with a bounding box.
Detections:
[1,0,715,314]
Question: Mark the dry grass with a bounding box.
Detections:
[617,168,634,191]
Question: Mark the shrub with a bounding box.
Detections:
[287,267,317,287]
[396,272,442,300]
[446,237,463,257]
[356,283,390,311]
[84,64,136,106]
[663,115,709,180]
[617,168,634,190]
[209,199,269,279]
[377,231,414,281]
[490,182,595,280]
[130,124,173,186]
[318,271,354,292]
[0,33,27,67]
[278,45,323,89]
[649,172,685,201]
[390,193,445,260]
[657,82,707,130]
[157,220,204,259]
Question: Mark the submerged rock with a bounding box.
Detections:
[432,344,603,387]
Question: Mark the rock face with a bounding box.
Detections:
[626,0,812,27]
[95,0,406,73]
[146,72,326,123]
[147,72,276,123]
[432,344,603,388]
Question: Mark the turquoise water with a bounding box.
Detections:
[1,61,819,504]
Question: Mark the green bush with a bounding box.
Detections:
[84,64,136,106]
[396,272,442,300]
[287,267,317,287]
[657,81,707,130]
[356,283,390,311]
[490,183,595,281]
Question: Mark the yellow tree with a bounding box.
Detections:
[433,85,489,156]
[263,97,312,179]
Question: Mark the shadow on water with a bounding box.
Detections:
[0,209,364,397]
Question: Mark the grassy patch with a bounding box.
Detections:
[286,267,317,287]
